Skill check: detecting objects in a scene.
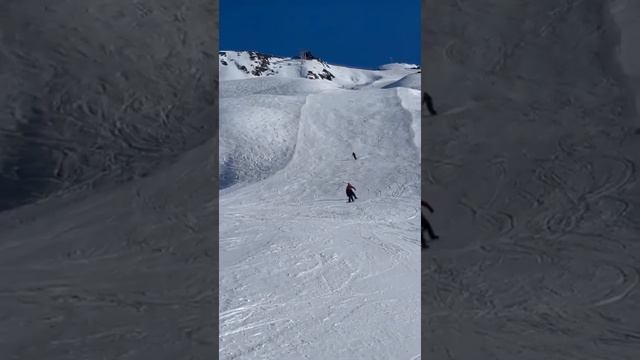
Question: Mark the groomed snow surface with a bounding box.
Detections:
[219,53,422,359]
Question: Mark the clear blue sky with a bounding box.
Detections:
[220,0,421,69]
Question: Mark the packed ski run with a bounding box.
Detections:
[422,0,640,359]
[219,51,422,359]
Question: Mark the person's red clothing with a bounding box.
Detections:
[346,183,357,202]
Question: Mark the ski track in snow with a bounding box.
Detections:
[0,2,217,358]
[423,1,640,359]
[219,60,421,359]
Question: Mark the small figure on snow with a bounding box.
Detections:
[421,200,439,248]
[352,152,357,160]
[422,92,438,116]
[346,182,358,203]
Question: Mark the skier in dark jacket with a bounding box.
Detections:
[422,92,437,116]
[346,183,358,203]
[352,152,357,160]
[421,200,439,248]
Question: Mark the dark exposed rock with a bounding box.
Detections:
[319,69,335,80]
[235,63,248,73]
[297,51,317,60]
[249,51,273,76]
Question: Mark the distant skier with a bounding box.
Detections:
[346,182,358,203]
[421,200,439,248]
[422,92,437,116]
[352,152,357,160]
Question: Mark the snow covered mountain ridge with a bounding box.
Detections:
[219,50,420,88]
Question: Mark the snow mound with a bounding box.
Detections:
[219,94,304,190]
[383,72,421,90]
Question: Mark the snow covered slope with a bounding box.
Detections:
[0,1,217,358]
[422,1,640,359]
[219,52,421,359]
